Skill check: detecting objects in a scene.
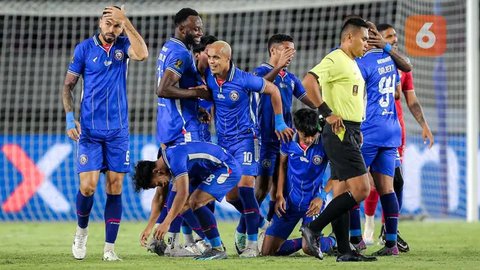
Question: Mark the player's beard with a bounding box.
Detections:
[101,32,116,44]
[184,33,197,47]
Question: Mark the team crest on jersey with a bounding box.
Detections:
[79,154,88,165]
[352,85,359,96]
[262,159,271,168]
[313,155,322,165]
[114,49,124,61]
[175,59,183,69]
[229,91,239,101]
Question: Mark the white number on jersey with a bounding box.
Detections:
[378,74,396,108]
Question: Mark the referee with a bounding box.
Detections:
[300,17,376,262]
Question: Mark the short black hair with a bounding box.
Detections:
[377,23,395,33]
[132,160,156,192]
[193,35,218,53]
[340,17,369,38]
[293,108,319,137]
[267,34,294,53]
[174,8,199,26]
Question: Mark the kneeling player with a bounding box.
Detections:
[133,141,241,260]
[261,109,335,257]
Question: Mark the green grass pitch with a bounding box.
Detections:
[1,221,479,269]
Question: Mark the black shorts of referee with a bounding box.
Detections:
[322,120,367,181]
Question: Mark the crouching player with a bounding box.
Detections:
[261,109,336,257]
[133,141,241,260]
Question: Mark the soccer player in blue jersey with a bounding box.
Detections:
[254,34,316,224]
[133,141,242,260]
[205,41,293,257]
[261,109,336,257]
[62,5,148,261]
[156,8,210,146]
[353,23,403,256]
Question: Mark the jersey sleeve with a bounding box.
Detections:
[292,75,307,100]
[244,72,267,94]
[165,149,188,180]
[401,71,414,92]
[309,56,335,85]
[253,66,269,77]
[165,49,191,78]
[67,43,86,77]
[279,141,290,156]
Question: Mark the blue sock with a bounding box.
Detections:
[276,238,302,256]
[76,190,94,229]
[239,187,260,241]
[267,200,276,222]
[320,236,336,253]
[349,204,362,242]
[104,194,122,244]
[181,220,192,234]
[156,206,168,224]
[380,192,399,248]
[181,209,206,239]
[229,199,247,234]
[207,201,216,213]
[193,206,222,248]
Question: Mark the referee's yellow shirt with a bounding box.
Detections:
[310,49,365,123]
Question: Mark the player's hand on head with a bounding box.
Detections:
[274,196,286,217]
[277,47,296,68]
[367,29,387,49]
[306,197,323,217]
[103,5,127,23]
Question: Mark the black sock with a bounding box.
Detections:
[307,192,357,233]
[332,212,350,254]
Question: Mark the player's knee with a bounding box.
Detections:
[188,197,202,211]
[351,184,370,201]
[80,181,96,196]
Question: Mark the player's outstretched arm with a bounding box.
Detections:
[156,70,210,100]
[275,154,288,217]
[62,73,81,141]
[154,175,189,240]
[104,5,148,61]
[264,80,294,142]
[140,186,167,247]
[403,86,434,148]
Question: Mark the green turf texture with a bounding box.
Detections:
[0,221,479,269]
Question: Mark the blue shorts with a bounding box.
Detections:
[361,143,397,177]
[266,205,313,240]
[195,166,241,202]
[259,141,280,177]
[77,128,130,174]
[218,137,259,176]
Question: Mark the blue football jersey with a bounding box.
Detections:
[254,63,307,143]
[280,134,328,211]
[68,34,130,130]
[205,64,266,140]
[162,141,239,181]
[156,38,204,145]
[356,49,401,147]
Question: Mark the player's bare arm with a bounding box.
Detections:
[103,5,148,61]
[140,186,166,247]
[264,80,294,142]
[154,175,190,240]
[403,87,434,148]
[367,23,412,73]
[157,70,210,100]
[62,72,81,141]
[275,154,288,217]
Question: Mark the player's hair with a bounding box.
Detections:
[102,5,120,16]
[174,8,199,26]
[132,160,156,192]
[293,108,319,137]
[193,35,219,53]
[340,17,369,39]
[267,34,294,55]
[341,14,363,28]
[377,23,395,33]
